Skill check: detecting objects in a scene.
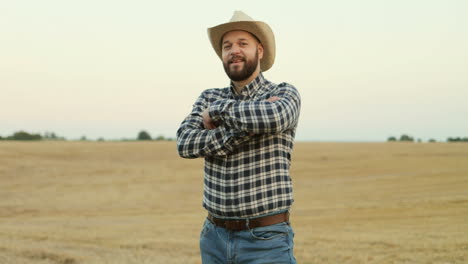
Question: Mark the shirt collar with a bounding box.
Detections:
[229,72,266,98]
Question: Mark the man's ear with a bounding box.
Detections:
[258,43,264,60]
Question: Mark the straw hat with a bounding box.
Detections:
[207,11,276,72]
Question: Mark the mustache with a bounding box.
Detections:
[228,56,246,64]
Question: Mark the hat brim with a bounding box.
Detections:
[207,21,275,72]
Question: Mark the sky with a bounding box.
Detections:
[1,0,467,141]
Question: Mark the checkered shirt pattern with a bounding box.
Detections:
[177,73,301,219]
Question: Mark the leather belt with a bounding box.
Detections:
[207,212,289,231]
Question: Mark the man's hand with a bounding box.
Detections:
[202,109,217,130]
[266,96,281,103]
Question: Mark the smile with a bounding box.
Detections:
[229,58,245,64]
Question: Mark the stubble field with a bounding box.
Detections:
[0,141,467,264]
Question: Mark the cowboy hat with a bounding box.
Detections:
[207,11,276,72]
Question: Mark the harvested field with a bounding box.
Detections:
[0,141,467,263]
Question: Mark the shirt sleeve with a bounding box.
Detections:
[208,83,301,134]
[176,90,251,159]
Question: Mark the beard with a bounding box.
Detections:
[223,50,259,82]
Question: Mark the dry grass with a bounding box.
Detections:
[0,141,467,263]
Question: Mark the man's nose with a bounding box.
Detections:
[230,44,241,55]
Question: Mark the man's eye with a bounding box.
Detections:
[223,45,231,50]
[241,42,248,46]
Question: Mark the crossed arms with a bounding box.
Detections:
[176,83,301,159]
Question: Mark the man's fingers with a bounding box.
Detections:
[266,96,281,102]
[202,109,217,130]
[203,118,215,129]
[204,122,214,130]
[204,121,216,130]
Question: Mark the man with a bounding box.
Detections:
[177,11,300,264]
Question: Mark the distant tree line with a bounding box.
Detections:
[387,134,468,143]
[136,130,174,141]
[387,134,416,142]
[0,130,174,141]
[0,130,464,143]
[447,137,468,142]
[0,131,64,141]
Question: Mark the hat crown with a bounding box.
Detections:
[229,11,254,22]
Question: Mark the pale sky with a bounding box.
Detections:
[1,0,467,141]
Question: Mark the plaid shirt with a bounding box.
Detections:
[177,73,301,219]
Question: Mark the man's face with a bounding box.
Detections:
[221,30,264,82]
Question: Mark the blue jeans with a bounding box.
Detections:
[200,218,297,264]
